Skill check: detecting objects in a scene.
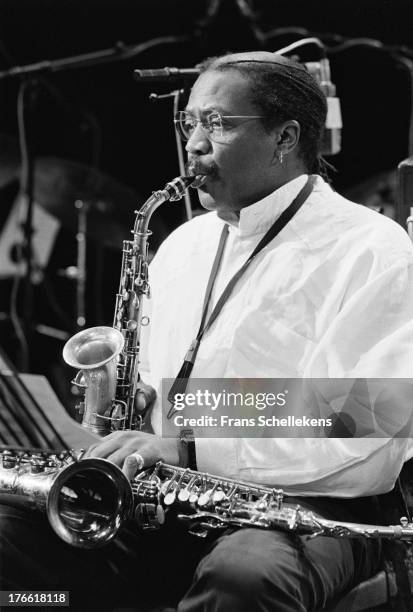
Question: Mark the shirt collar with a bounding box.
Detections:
[224,174,308,237]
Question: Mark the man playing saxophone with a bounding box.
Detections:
[2,50,413,611]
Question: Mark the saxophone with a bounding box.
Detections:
[63,175,202,436]
[2,449,413,548]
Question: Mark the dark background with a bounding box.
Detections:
[0,0,412,407]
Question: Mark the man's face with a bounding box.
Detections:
[185,70,281,221]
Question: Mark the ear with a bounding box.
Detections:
[273,120,301,157]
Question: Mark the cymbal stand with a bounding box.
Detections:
[74,200,88,329]
[16,78,39,371]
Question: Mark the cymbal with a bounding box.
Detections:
[32,157,142,249]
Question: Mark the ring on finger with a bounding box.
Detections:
[125,451,145,471]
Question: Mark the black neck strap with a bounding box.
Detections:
[168,175,315,407]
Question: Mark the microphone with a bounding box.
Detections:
[134,67,200,82]
[305,58,342,156]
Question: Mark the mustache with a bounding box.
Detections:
[185,159,219,178]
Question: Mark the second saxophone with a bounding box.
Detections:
[2,448,413,549]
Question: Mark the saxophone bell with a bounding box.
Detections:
[0,450,133,549]
[63,326,124,436]
[48,458,133,548]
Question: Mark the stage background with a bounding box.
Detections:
[0,0,411,408]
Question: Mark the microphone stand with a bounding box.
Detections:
[0,37,189,80]
[0,35,189,371]
[173,90,193,221]
[149,88,193,220]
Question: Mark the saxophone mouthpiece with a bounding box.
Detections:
[189,175,207,189]
[165,175,200,201]
[185,160,210,189]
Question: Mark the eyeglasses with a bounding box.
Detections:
[174,110,264,142]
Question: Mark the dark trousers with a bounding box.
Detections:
[0,499,381,612]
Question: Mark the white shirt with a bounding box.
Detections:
[141,175,413,497]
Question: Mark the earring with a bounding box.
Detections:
[278,151,284,164]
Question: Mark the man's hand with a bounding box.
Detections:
[84,431,180,480]
[134,379,156,414]
[133,379,156,432]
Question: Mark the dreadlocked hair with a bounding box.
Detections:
[198,53,331,180]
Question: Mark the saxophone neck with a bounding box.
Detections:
[133,175,198,235]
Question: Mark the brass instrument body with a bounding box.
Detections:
[3,449,412,548]
[0,449,75,511]
[63,176,199,435]
[111,197,158,431]
[113,177,201,430]
[0,449,133,548]
[132,463,413,541]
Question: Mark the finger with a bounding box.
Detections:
[87,431,149,460]
[105,442,145,466]
[83,442,101,458]
[135,390,148,413]
[86,434,129,459]
[135,392,155,412]
[135,384,156,413]
[84,431,131,453]
[105,447,132,467]
[122,452,145,480]
[106,439,152,469]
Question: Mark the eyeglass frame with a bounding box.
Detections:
[174,110,265,142]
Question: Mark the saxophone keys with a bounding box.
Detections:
[178,489,190,502]
[198,490,213,507]
[189,491,199,504]
[212,490,227,504]
[256,493,270,511]
[161,479,173,495]
[198,481,222,507]
[164,490,177,506]
[161,474,179,505]
[1,450,18,469]
[30,455,47,473]
[178,475,197,502]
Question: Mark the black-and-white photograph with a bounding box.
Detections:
[1,1,413,610]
